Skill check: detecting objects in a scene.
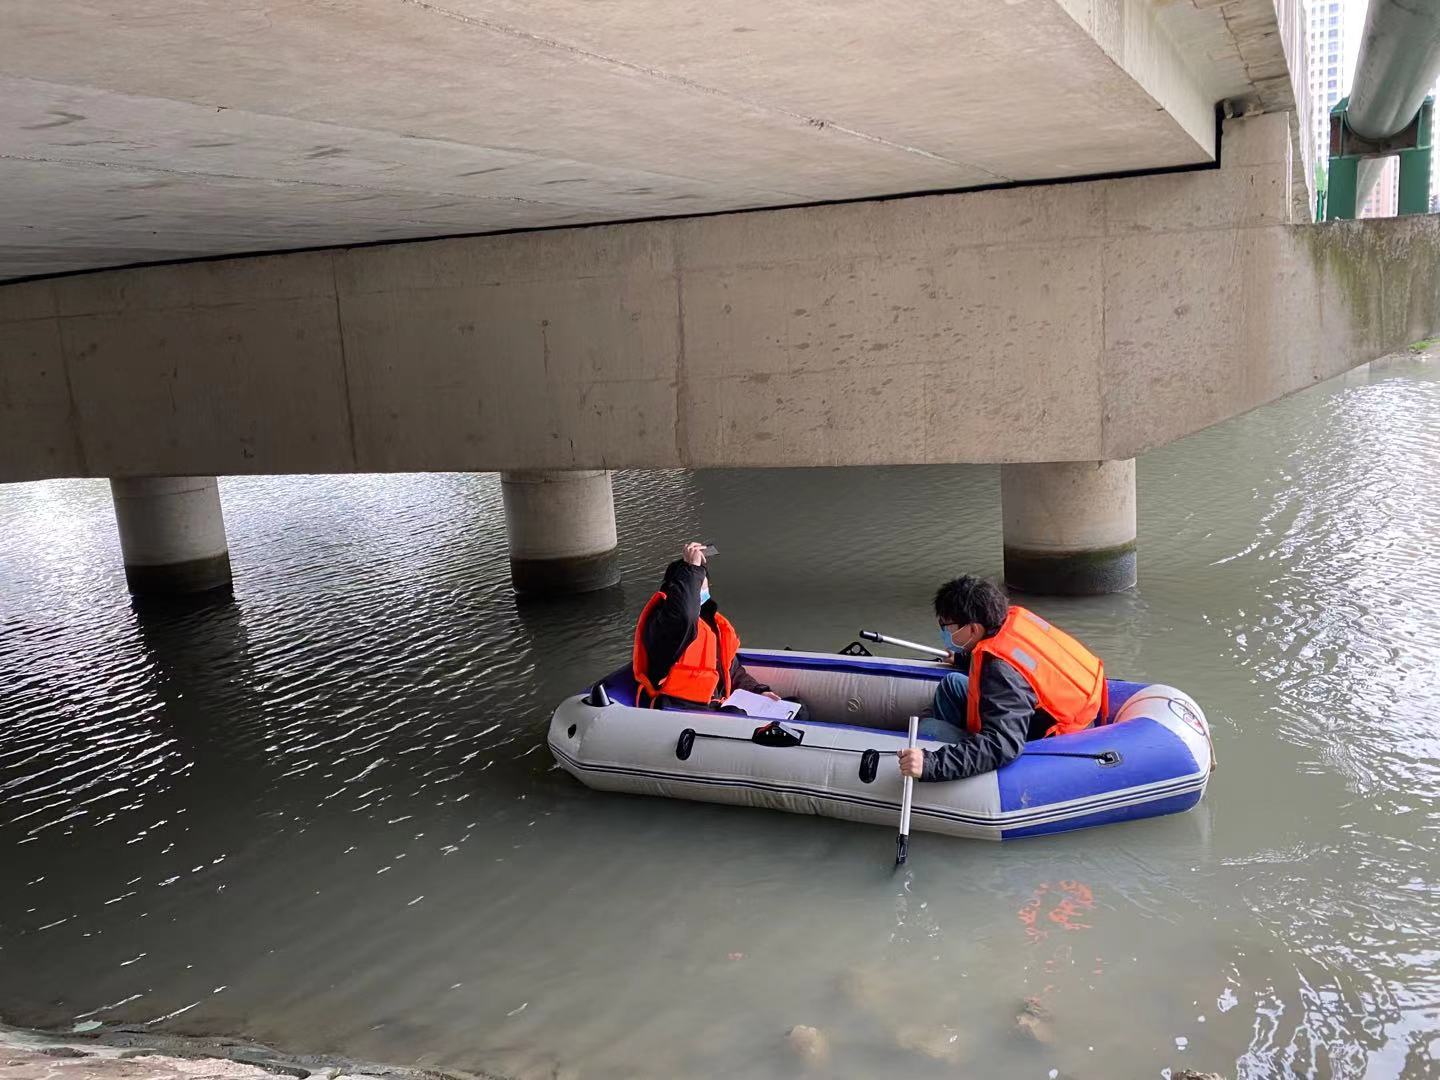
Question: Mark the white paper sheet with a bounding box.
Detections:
[721,688,801,720]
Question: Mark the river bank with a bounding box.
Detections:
[0,1024,488,1080]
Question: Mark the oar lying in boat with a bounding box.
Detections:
[858,629,949,659]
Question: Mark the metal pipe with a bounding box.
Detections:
[858,629,948,659]
[1348,0,1440,141]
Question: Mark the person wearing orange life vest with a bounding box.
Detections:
[897,576,1108,783]
[632,542,795,713]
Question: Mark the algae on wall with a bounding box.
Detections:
[1296,216,1440,347]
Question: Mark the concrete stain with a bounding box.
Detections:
[22,110,85,130]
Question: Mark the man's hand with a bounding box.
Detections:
[683,542,707,567]
[936,651,956,667]
[761,691,782,702]
[898,748,925,778]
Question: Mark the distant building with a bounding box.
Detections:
[1359,156,1400,218]
[1305,0,1346,176]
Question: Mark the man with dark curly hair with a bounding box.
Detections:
[897,576,1108,783]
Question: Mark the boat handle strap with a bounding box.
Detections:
[675,726,870,761]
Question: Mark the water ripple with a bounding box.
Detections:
[3,362,1440,1077]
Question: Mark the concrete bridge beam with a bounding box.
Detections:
[4,113,1439,488]
[109,475,232,596]
[1001,459,1136,595]
[500,469,620,595]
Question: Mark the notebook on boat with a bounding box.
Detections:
[722,689,801,721]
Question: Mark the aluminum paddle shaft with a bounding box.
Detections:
[895,714,920,866]
[859,629,949,659]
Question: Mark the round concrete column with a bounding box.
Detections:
[500,470,620,594]
[110,476,233,596]
[1000,459,1136,595]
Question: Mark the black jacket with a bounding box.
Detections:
[921,656,1051,782]
[640,560,768,703]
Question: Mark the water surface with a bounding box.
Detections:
[3,359,1439,1078]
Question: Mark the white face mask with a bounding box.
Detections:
[941,624,978,655]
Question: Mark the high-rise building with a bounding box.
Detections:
[1305,0,1347,177]
[1359,156,1399,217]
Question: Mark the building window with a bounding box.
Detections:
[1328,79,1337,89]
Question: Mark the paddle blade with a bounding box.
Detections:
[894,834,909,867]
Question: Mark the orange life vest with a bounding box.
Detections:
[965,606,1107,738]
[631,591,741,706]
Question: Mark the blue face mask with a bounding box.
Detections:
[700,588,711,605]
[940,627,956,652]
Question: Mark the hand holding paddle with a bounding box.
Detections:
[895,715,920,866]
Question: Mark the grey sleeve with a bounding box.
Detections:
[920,659,1036,783]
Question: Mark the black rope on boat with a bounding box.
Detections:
[675,726,872,760]
[675,727,1121,769]
[680,729,869,754]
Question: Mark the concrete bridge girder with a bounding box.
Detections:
[3,113,1437,489]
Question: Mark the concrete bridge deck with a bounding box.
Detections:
[2,0,1294,281]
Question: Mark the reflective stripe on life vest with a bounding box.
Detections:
[964,606,1107,738]
[631,590,741,706]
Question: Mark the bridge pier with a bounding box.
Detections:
[1000,460,1136,595]
[500,470,620,595]
[109,476,233,596]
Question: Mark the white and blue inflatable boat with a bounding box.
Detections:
[548,648,1213,841]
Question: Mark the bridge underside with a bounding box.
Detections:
[0,0,1293,281]
[2,113,1436,484]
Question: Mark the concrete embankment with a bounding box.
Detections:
[0,1024,488,1080]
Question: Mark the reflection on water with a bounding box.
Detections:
[3,360,1440,1078]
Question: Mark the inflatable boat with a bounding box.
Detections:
[548,648,1213,841]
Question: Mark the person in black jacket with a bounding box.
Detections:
[897,576,1049,783]
[636,542,783,712]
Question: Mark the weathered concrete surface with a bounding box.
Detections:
[501,469,620,594]
[0,1024,481,1080]
[2,112,1438,484]
[1001,459,1137,594]
[1270,0,1316,221]
[0,0,1289,280]
[110,476,232,596]
[0,1044,284,1080]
